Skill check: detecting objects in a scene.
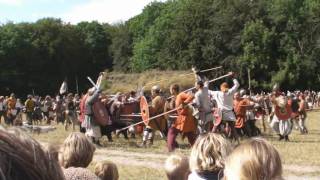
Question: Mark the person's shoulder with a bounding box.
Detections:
[63,167,99,180]
[188,171,205,180]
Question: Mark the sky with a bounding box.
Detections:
[0,0,166,24]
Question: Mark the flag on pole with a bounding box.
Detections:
[59,80,68,95]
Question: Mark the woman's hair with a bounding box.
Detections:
[224,137,283,180]
[43,143,60,162]
[164,154,190,180]
[0,128,64,180]
[189,133,231,173]
[59,132,96,168]
[94,161,119,180]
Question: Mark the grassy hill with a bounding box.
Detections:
[102,69,226,94]
[103,70,196,94]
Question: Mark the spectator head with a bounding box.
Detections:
[59,132,96,168]
[0,128,64,180]
[189,133,231,174]
[224,137,283,180]
[164,154,190,180]
[43,143,60,162]
[94,161,119,180]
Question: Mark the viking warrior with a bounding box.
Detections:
[0,96,5,124]
[54,95,64,124]
[141,85,166,147]
[25,95,35,125]
[192,68,214,134]
[167,84,196,152]
[270,85,292,141]
[6,93,17,125]
[82,87,102,146]
[210,72,240,141]
[64,93,77,131]
[233,92,251,137]
[41,95,53,124]
[297,94,308,134]
[193,80,214,134]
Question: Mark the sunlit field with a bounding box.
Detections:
[2,110,320,179]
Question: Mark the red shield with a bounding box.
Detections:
[275,104,292,120]
[213,108,222,126]
[79,94,88,123]
[140,96,150,126]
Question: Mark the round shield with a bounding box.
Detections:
[275,104,292,120]
[140,96,150,126]
[93,101,111,126]
[213,108,222,126]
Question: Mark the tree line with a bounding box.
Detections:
[0,0,320,96]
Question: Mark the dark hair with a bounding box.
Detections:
[171,84,180,93]
[197,81,204,88]
[0,128,65,180]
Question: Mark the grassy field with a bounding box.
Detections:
[21,111,320,180]
[2,110,320,179]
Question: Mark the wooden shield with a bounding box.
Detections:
[140,96,150,126]
[275,104,292,120]
[93,101,111,126]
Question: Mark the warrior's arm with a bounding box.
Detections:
[87,89,100,104]
[228,79,240,95]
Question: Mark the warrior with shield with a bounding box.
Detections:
[210,72,240,141]
[270,85,293,141]
[82,87,102,146]
[141,85,166,147]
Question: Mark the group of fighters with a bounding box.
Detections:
[75,69,312,151]
[0,93,81,129]
[0,70,314,151]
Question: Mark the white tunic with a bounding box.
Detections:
[209,79,240,121]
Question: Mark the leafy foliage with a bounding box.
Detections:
[0,0,320,95]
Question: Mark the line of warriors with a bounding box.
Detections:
[1,73,317,151]
[0,93,81,130]
[71,70,316,150]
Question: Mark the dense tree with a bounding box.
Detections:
[0,0,320,95]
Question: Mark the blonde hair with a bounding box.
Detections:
[224,137,283,180]
[164,154,189,180]
[59,132,96,168]
[94,161,119,180]
[43,143,60,162]
[189,133,231,173]
[220,82,229,92]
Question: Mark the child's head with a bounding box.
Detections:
[59,132,96,168]
[224,137,283,180]
[189,133,231,174]
[94,161,119,180]
[164,154,189,180]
